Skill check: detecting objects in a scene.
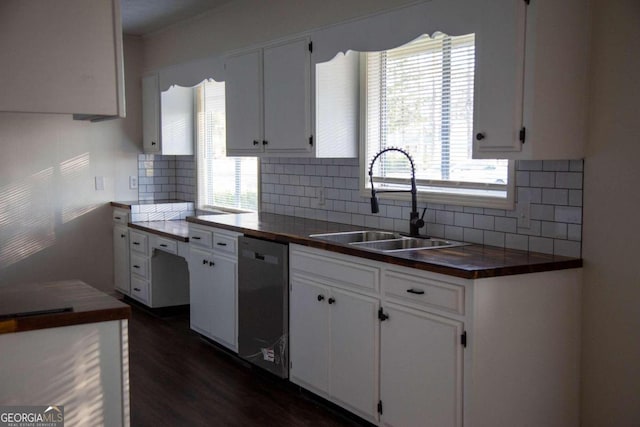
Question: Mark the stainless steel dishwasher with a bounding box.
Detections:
[237,236,289,378]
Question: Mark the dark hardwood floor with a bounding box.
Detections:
[127,302,370,426]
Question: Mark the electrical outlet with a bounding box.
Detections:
[129,175,138,189]
[318,187,326,206]
[94,176,105,191]
[516,201,531,229]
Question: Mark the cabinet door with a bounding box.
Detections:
[209,255,237,351]
[225,50,263,155]
[188,246,213,335]
[329,288,379,422]
[0,0,124,116]
[289,277,330,393]
[113,225,130,294]
[380,304,463,427]
[263,38,311,154]
[473,0,527,158]
[142,74,161,153]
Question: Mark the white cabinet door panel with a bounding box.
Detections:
[289,277,330,393]
[225,50,263,154]
[381,304,463,427]
[329,287,379,421]
[263,38,311,154]
[209,255,237,350]
[188,246,212,334]
[113,225,130,295]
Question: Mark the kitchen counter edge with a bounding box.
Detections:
[186,214,582,280]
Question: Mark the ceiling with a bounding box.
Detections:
[121,0,235,36]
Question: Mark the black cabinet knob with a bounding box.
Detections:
[253,140,259,146]
[209,261,215,266]
[263,140,268,145]
[475,132,486,141]
[328,297,335,305]
[202,259,208,265]
[151,141,157,146]
[120,234,126,238]
[317,295,325,302]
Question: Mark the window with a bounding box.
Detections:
[362,32,513,208]
[196,80,258,212]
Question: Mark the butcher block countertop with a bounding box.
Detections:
[0,280,130,335]
[187,212,582,279]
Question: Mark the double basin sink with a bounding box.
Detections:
[309,230,467,253]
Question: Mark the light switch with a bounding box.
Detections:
[95,176,105,191]
[129,175,138,189]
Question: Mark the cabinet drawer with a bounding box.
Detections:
[290,246,379,294]
[129,231,148,254]
[213,233,237,255]
[153,236,178,255]
[113,209,129,224]
[130,253,149,279]
[189,227,213,248]
[383,270,465,315]
[131,276,149,305]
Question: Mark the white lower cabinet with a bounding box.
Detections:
[380,304,463,427]
[113,224,130,295]
[289,244,582,427]
[188,225,239,352]
[289,246,380,423]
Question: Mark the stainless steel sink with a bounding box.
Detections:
[309,230,400,244]
[309,230,467,253]
[352,237,466,252]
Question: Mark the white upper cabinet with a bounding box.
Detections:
[142,73,194,155]
[472,0,527,157]
[225,50,265,155]
[226,38,312,157]
[473,0,589,159]
[0,0,125,119]
[225,37,359,158]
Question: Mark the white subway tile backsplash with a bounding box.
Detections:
[530,171,556,188]
[517,160,543,171]
[543,160,569,171]
[555,172,583,189]
[555,206,582,224]
[454,212,474,228]
[506,233,529,251]
[567,224,582,241]
[463,228,483,244]
[495,216,517,233]
[484,231,505,247]
[473,214,494,230]
[554,240,581,258]
[569,190,583,207]
[529,236,554,253]
[445,225,464,241]
[542,188,568,205]
[541,221,568,239]
[257,157,584,257]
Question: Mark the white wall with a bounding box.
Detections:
[0,36,143,292]
[143,0,417,70]
[582,0,640,424]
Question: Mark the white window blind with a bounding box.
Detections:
[196,80,258,212]
[364,32,510,203]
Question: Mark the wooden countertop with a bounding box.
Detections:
[187,212,582,279]
[129,220,190,242]
[0,280,130,335]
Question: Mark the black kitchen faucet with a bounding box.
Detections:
[368,147,426,237]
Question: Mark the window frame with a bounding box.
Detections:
[358,37,515,210]
[195,80,260,214]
